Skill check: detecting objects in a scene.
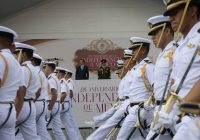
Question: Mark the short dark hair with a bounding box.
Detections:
[80,58,85,62]
[22,50,33,59]
[197,6,200,20]
[166,23,174,36]
[0,32,14,44]
[189,3,200,20]
[68,72,72,77]
[47,64,56,71]
[32,58,42,66]
[143,45,150,54]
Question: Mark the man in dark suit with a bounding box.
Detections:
[75,58,89,80]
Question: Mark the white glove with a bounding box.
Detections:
[158,111,179,128]
[113,101,122,110]
[157,103,180,128]
[140,108,154,122]
[150,122,162,133]
[143,102,155,111]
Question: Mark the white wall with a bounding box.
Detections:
[0,0,165,39]
[0,0,165,79]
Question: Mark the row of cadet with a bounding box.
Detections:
[85,0,200,140]
[0,26,83,139]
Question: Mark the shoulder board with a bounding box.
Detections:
[144,60,153,64]
[198,28,200,33]
[48,76,51,80]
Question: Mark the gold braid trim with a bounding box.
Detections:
[140,64,152,94]
[164,48,175,67]
[0,53,8,87]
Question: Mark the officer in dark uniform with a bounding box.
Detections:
[98,59,111,79]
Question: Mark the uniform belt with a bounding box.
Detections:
[24,98,33,102]
[0,101,14,104]
[156,100,166,105]
[63,100,70,102]
[35,99,45,102]
[130,102,141,107]
[119,96,129,101]
[46,100,60,102]
[124,96,129,99]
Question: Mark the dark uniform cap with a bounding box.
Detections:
[163,0,200,16]
[101,59,107,63]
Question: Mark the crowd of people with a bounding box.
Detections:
[85,0,200,140]
[0,0,200,140]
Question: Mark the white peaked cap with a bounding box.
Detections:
[147,15,170,25]
[15,42,36,52]
[33,53,43,61]
[0,26,18,39]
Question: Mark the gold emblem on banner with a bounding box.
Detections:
[84,38,120,54]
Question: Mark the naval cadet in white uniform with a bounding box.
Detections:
[60,69,83,140]
[84,59,126,129]
[14,42,41,140]
[44,61,66,140]
[145,15,176,140]
[0,26,21,140]
[86,48,137,140]
[116,37,154,140]
[32,53,52,140]
[157,1,200,140]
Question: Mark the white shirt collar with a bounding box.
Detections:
[163,41,175,52]
[132,57,150,70]
[22,60,31,65]
[0,49,12,53]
